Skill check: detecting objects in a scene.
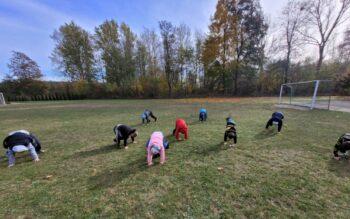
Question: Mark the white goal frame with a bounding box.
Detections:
[0,92,6,105]
[278,80,332,110]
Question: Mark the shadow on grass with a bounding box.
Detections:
[89,156,147,189]
[327,158,350,178]
[254,129,278,140]
[194,141,229,157]
[73,144,120,158]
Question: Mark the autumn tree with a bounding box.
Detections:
[94,20,122,84]
[120,23,136,86]
[51,21,97,82]
[7,51,43,80]
[159,20,177,97]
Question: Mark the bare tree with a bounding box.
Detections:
[300,0,350,74]
[278,0,307,83]
[339,27,350,62]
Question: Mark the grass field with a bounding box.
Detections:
[0,98,350,218]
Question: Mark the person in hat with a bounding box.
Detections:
[3,130,41,167]
[224,117,237,146]
[199,108,207,122]
[146,131,167,166]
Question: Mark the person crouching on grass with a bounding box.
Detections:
[333,133,350,160]
[3,130,41,167]
[173,118,188,141]
[141,109,157,124]
[146,132,167,166]
[113,124,138,149]
[265,111,284,133]
[199,108,207,122]
[224,117,237,147]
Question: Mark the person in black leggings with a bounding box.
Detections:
[265,111,284,132]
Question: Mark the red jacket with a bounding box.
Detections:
[175,119,188,140]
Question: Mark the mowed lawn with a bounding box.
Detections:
[0,98,350,218]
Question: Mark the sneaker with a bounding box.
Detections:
[8,164,14,168]
[124,146,129,149]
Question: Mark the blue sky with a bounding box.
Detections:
[0,0,286,81]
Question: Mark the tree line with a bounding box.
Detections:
[1,0,350,101]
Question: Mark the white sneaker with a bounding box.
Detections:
[8,164,14,168]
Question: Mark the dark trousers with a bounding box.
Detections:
[265,118,283,132]
[199,112,207,121]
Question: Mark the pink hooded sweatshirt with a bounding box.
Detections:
[147,131,166,165]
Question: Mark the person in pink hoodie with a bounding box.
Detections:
[146,131,167,166]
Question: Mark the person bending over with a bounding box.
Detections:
[173,118,188,141]
[141,109,157,124]
[199,108,207,122]
[224,117,237,147]
[265,111,284,133]
[145,132,169,158]
[333,133,350,160]
[146,131,166,166]
[113,124,138,149]
[3,130,41,167]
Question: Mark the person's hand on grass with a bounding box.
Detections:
[148,162,153,166]
[334,156,340,161]
[34,158,40,162]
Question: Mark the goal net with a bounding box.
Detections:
[278,80,334,110]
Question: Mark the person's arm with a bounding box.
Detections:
[160,146,165,164]
[30,134,41,152]
[147,146,153,166]
[184,128,188,139]
[3,136,9,149]
[224,131,228,142]
[175,128,180,140]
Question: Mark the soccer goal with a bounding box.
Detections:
[0,92,6,105]
[278,80,334,110]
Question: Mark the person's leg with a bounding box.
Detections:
[204,113,207,121]
[149,112,157,121]
[265,118,273,129]
[278,120,283,132]
[163,139,169,149]
[28,144,39,161]
[6,150,16,167]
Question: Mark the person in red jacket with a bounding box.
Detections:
[172,119,188,140]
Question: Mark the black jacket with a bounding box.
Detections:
[113,124,137,146]
[3,132,42,152]
[334,134,350,157]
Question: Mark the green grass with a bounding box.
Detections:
[0,98,350,218]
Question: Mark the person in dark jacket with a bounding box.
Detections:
[113,124,138,149]
[199,108,207,122]
[333,133,350,160]
[224,117,237,146]
[265,111,284,132]
[3,130,40,167]
[141,110,157,124]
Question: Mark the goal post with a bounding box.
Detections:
[279,80,333,110]
[0,92,6,105]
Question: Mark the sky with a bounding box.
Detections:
[0,0,287,81]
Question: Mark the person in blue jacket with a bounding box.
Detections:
[199,108,207,122]
[141,109,157,124]
[265,111,284,132]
